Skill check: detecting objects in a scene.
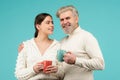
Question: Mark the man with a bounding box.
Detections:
[56,5,105,80]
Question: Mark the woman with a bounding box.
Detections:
[15,13,62,80]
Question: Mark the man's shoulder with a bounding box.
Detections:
[80,29,94,36]
[61,35,69,40]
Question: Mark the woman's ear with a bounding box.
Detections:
[36,24,40,30]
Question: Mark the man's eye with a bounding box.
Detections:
[60,19,64,21]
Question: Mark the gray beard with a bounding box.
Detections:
[63,25,75,34]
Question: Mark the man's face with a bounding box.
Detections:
[59,10,78,34]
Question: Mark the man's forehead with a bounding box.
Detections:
[59,11,73,18]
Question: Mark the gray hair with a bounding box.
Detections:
[56,5,79,18]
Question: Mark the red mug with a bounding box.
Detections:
[41,60,52,72]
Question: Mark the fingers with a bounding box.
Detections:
[33,62,58,74]
[18,43,24,53]
[33,62,44,73]
[63,52,76,64]
[38,63,44,70]
[45,66,58,74]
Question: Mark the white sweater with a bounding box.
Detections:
[60,26,105,80]
[15,38,61,80]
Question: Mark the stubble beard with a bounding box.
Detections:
[62,24,75,34]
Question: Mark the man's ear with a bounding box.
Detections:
[75,16,79,23]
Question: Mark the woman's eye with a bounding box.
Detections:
[46,21,53,24]
[52,21,54,24]
[45,21,49,24]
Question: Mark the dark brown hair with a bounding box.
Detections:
[34,13,52,37]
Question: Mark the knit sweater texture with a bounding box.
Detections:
[60,26,105,80]
[15,38,61,80]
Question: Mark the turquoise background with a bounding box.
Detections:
[0,0,120,80]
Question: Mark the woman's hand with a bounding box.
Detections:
[33,62,44,74]
[44,65,58,74]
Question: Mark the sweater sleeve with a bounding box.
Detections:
[15,44,36,80]
[75,33,105,70]
[51,43,65,80]
[55,61,65,80]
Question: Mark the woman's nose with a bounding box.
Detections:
[50,22,54,28]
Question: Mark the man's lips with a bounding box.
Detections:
[62,23,71,28]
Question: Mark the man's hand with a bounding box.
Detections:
[63,52,76,64]
[18,43,24,53]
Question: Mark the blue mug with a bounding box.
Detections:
[57,50,66,62]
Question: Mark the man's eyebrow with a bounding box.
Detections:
[66,17,70,19]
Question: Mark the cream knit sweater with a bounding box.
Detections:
[60,26,105,80]
[15,38,62,80]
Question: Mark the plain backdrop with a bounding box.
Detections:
[0,0,120,80]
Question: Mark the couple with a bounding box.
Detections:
[15,5,105,80]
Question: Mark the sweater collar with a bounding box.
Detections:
[68,26,81,36]
[32,38,58,48]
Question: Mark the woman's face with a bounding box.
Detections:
[37,16,54,35]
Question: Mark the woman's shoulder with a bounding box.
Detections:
[51,39,60,47]
[22,38,34,45]
[18,38,34,50]
[53,39,60,44]
[18,38,34,53]
[53,39,59,43]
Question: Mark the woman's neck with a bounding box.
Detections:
[35,34,51,43]
[34,34,53,55]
